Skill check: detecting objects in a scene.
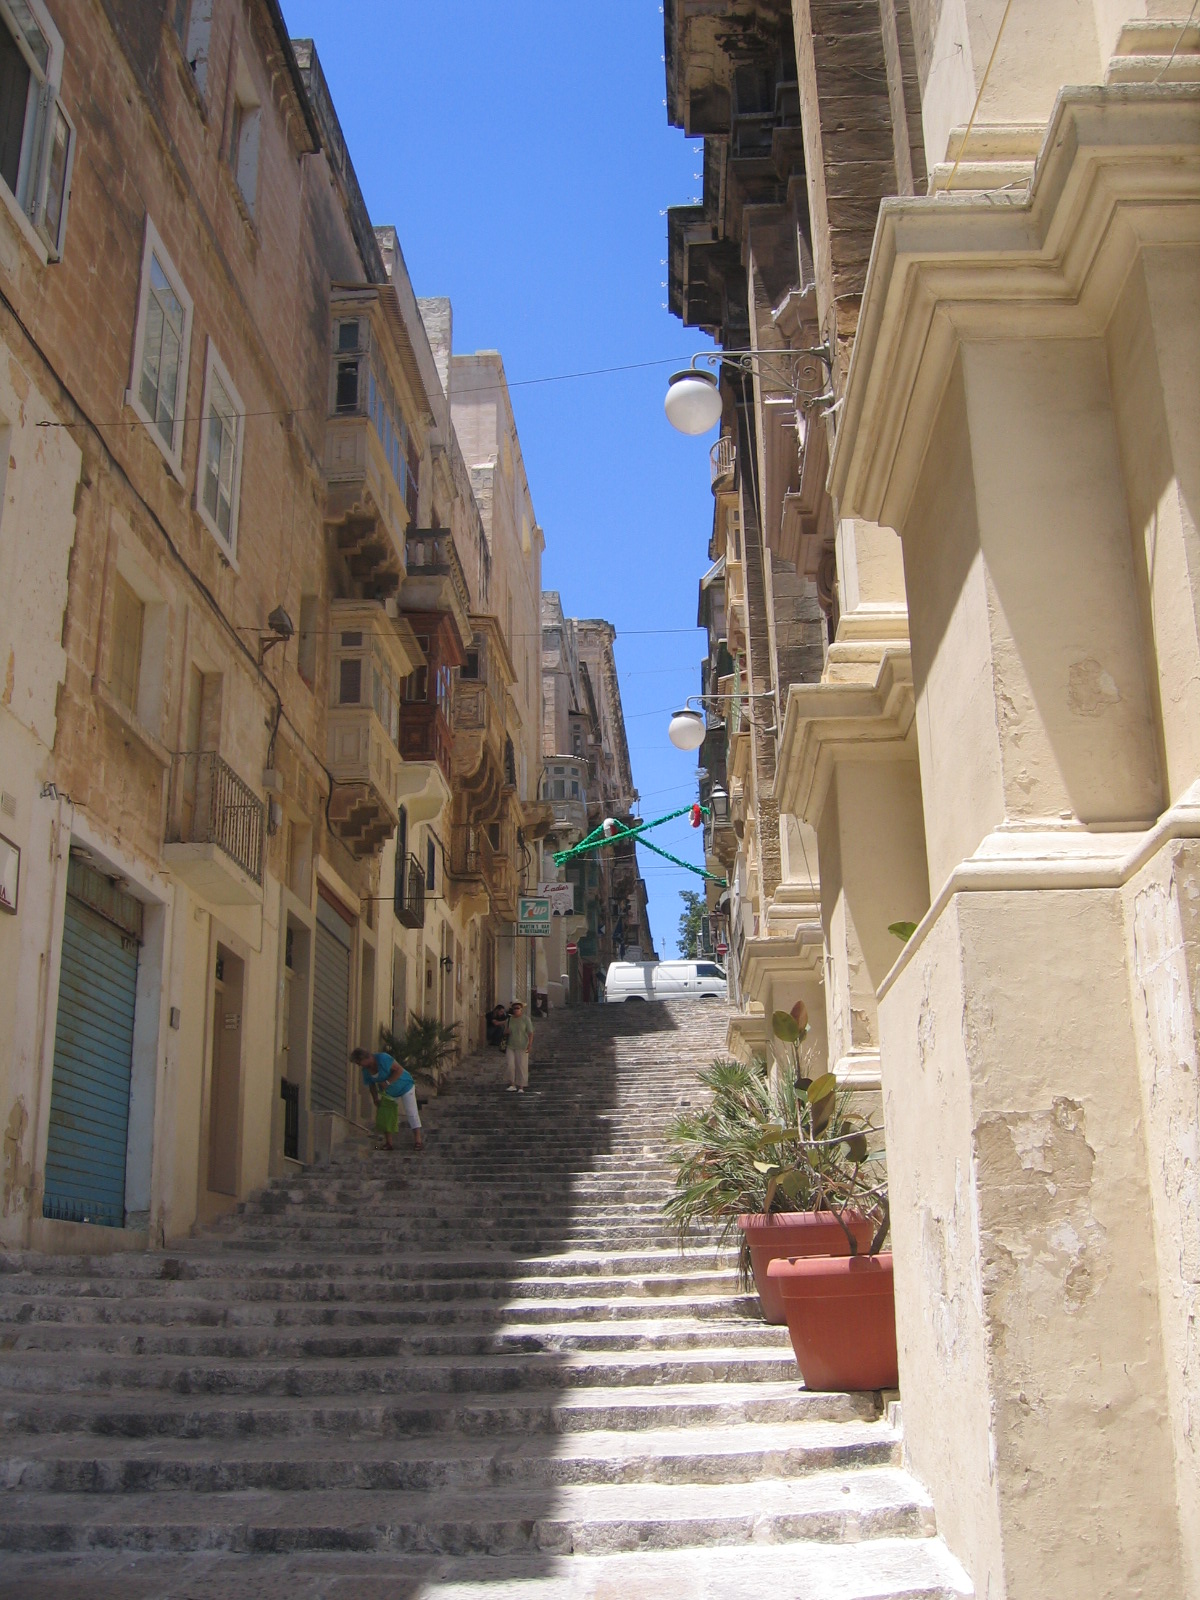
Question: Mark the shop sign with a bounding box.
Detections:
[537,881,576,915]
[517,895,551,936]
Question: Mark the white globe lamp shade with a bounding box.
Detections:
[664,369,722,435]
[668,709,707,751]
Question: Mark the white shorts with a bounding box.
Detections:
[398,1086,421,1129]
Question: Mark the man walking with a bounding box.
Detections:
[351,1047,424,1151]
[504,1001,534,1094]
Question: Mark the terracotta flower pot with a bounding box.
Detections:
[767,1251,898,1392]
[737,1211,874,1324]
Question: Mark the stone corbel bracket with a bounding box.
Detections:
[773,648,916,830]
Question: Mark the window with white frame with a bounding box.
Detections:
[196,343,244,557]
[129,219,193,474]
[0,0,74,259]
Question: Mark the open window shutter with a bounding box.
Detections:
[32,83,74,258]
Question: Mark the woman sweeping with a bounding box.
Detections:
[351,1047,424,1152]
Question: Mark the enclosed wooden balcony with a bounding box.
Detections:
[325,289,424,596]
[480,830,518,923]
[450,614,516,825]
[404,529,471,652]
[395,611,464,824]
[326,600,424,859]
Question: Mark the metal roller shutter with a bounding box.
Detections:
[311,899,352,1114]
[43,891,139,1227]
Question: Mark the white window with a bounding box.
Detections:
[228,54,261,217]
[128,218,193,476]
[0,0,74,259]
[195,342,244,557]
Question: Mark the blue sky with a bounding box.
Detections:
[281,0,717,956]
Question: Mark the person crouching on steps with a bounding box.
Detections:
[505,1001,534,1094]
[351,1048,424,1151]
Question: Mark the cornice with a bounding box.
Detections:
[773,647,916,827]
[739,925,823,1006]
[830,84,1200,530]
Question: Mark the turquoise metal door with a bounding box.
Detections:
[43,888,139,1227]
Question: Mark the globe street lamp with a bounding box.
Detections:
[667,708,707,750]
[663,346,834,437]
[664,368,722,435]
[667,693,777,751]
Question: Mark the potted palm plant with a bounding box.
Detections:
[380,1016,459,1095]
[665,1002,875,1324]
[757,1007,895,1391]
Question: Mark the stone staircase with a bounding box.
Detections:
[0,1000,972,1598]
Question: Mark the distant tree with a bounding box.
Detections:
[677,889,705,958]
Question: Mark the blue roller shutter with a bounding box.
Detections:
[43,876,140,1228]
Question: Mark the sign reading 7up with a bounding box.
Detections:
[517,895,551,937]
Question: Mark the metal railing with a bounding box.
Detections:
[395,853,426,928]
[171,752,265,884]
[710,434,736,488]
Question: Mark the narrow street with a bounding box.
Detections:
[0,1003,967,1599]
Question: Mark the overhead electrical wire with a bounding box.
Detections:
[34,355,698,432]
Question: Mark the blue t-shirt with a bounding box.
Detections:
[361,1052,414,1099]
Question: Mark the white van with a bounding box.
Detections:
[604,960,728,1003]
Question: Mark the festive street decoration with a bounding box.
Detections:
[552,803,727,886]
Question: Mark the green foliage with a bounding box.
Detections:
[380,1016,459,1087]
[665,1043,889,1286]
[889,921,918,942]
[677,888,706,958]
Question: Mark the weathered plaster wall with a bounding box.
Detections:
[1126,839,1200,1594]
[883,887,1186,1597]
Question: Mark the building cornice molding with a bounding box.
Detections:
[830,84,1200,530]
[774,647,916,827]
[739,925,823,1007]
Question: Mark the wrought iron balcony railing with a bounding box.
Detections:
[395,853,425,929]
[169,752,265,885]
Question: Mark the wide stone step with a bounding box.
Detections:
[0,1537,975,1600]
[0,1290,763,1329]
[2,1381,871,1442]
[2,1315,791,1360]
[0,1469,938,1555]
[0,1345,801,1397]
[0,1246,736,1282]
[0,1267,743,1306]
[4,1419,901,1494]
[0,1002,969,1596]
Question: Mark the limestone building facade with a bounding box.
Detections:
[666,1,1200,1594]
[541,593,656,1005]
[0,1,548,1254]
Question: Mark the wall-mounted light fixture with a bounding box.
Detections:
[663,345,834,437]
[667,692,777,752]
[259,604,295,663]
